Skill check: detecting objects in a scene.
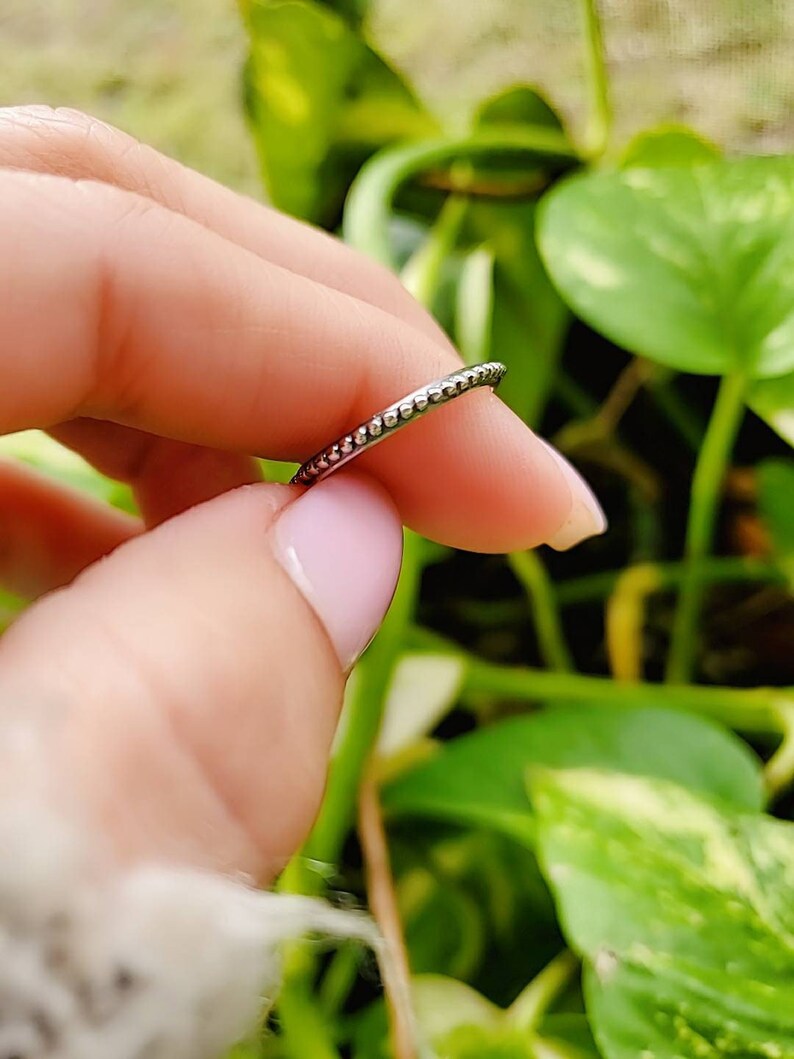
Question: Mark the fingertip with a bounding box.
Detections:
[364,392,602,554]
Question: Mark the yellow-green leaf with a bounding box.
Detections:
[532,768,794,1059]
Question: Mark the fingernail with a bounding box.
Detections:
[541,441,607,551]
[272,475,403,670]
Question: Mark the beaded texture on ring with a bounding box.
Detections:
[291,361,507,487]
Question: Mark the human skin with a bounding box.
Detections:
[0,106,605,882]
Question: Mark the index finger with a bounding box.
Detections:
[0,169,603,553]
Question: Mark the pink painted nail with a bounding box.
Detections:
[272,475,403,670]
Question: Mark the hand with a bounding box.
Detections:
[0,106,605,880]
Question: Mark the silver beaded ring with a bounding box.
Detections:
[291,361,507,488]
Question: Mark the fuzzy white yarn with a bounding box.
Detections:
[0,804,380,1059]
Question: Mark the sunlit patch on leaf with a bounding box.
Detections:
[539,156,794,379]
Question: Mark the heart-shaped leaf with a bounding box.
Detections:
[620,125,720,169]
[383,705,763,844]
[475,85,564,134]
[532,768,794,1059]
[538,157,794,378]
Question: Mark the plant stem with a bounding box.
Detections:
[359,774,417,1059]
[402,195,468,309]
[319,946,361,1018]
[507,950,579,1033]
[278,972,342,1059]
[408,625,790,735]
[666,372,747,683]
[594,358,655,433]
[305,531,424,865]
[763,706,794,802]
[579,0,612,157]
[344,131,578,265]
[606,564,663,681]
[556,556,783,606]
[461,654,787,735]
[508,551,574,672]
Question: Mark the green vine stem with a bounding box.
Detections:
[305,531,424,866]
[606,564,661,681]
[344,131,578,265]
[507,950,579,1033]
[406,627,790,736]
[463,655,787,735]
[557,555,783,606]
[666,371,748,683]
[277,971,342,1059]
[402,194,468,310]
[579,0,612,157]
[763,706,794,802]
[509,551,574,672]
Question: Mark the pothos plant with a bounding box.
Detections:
[5,1,794,1058]
[236,0,794,1056]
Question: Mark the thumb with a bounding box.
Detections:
[0,475,402,881]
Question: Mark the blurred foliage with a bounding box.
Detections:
[6,1,794,1057]
[235,2,794,1054]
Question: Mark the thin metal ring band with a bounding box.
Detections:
[290,361,507,488]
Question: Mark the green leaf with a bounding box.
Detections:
[456,247,495,365]
[475,85,564,134]
[383,706,763,844]
[536,1014,601,1059]
[413,974,503,1039]
[531,768,794,1059]
[460,202,569,426]
[462,85,573,198]
[398,864,486,979]
[757,458,794,586]
[377,652,465,756]
[749,370,794,447]
[440,1024,534,1059]
[758,458,794,557]
[539,156,794,378]
[390,828,562,997]
[243,0,434,224]
[461,87,570,425]
[620,125,720,169]
[353,974,501,1058]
